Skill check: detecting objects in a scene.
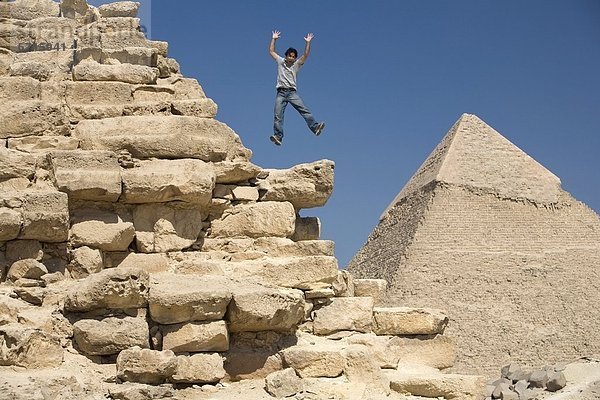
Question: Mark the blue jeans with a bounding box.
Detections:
[273,88,318,139]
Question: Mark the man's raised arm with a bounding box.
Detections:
[298,32,314,65]
[269,30,281,60]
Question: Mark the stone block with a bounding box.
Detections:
[0,148,37,181]
[265,368,304,398]
[49,150,122,202]
[102,46,158,67]
[227,285,305,333]
[133,203,204,253]
[231,186,259,202]
[98,1,140,18]
[171,353,226,384]
[18,191,69,243]
[64,267,149,312]
[0,76,40,101]
[7,259,47,281]
[68,246,103,279]
[212,160,261,184]
[210,201,296,239]
[546,371,567,391]
[312,297,374,335]
[0,323,63,368]
[122,159,215,204]
[281,344,345,378]
[116,346,177,385]
[148,273,232,325]
[65,81,133,105]
[72,316,149,356]
[9,61,51,81]
[8,136,80,152]
[0,0,60,21]
[258,159,335,209]
[0,100,67,139]
[73,60,158,84]
[132,85,174,101]
[354,279,387,305]
[171,98,217,118]
[373,307,449,335]
[162,320,229,352]
[73,115,251,162]
[291,216,320,241]
[0,207,22,241]
[5,240,42,261]
[70,217,135,252]
[0,48,15,74]
[116,252,170,273]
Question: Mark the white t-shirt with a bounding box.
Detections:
[275,55,302,90]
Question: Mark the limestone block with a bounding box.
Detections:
[202,237,335,258]
[69,104,125,120]
[162,320,229,352]
[0,323,63,368]
[212,160,261,184]
[73,46,102,64]
[64,267,149,312]
[133,203,204,253]
[0,48,15,74]
[373,307,449,335]
[18,191,69,242]
[258,159,334,209]
[223,348,284,381]
[231,255,339,290]
[69,246,103,279]
[0,0,60,21]
[332,270,355,297]
[313,297,374,335]
[122,159,215,204]
[171,99,217,118]
[70,217,135,252]
[281,344,345,378]
[95,17,142,33]
[171,353,226,384]
[157,55,180,77]
[65,81,133,104]
[7,259,48,281]
[291,216,321,241]
[343,344,390,394]
[0,76,40,101]
[133,85,174,102]
[0,207,21,241]
[122,100,171,116]
[116,346,177,385]
[0,100,67,139]
[60,0,92,20]
[73,60,158,84]
[99,31,154,51]
[13,49,74,81]
[102,46,158,67]
[354,279,387,305]
[265,368,304,398]
[72,316,149,356]
[148,273,232,325]
[49,150,122,202]
[5,240,42,261]
[9,61,50,81]
[168,77,206,99]
[117,252,170,273]
[210,201,296,239]
[8,136,80,152]
[227,285,305,333]
[98,1,140,18]
[73,115,251,162]
[231,186,259,202]
[387,365,486,400]
[0,296,26,326]
[0,147,37,180]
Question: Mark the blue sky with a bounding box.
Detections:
[90,0,599,267]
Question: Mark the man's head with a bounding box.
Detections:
[284,47,298,64]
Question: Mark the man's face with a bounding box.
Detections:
[285,53,297,64]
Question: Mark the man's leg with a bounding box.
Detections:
[288,91,320,133]
[273,92,287,140]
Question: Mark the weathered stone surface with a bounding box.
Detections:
[230,255,339,290]
[0,76,40,100]
[73,60,158,84]
[354,279,387,305]
[281,344,345,378]
[73,116,251,162]
[13,49,74,81]
[171,98,217,118]
[133,203,204,253]
[162,320,229,352]
[10,61,51,81]
[0,48,15,74]
[0,0,60,21]
[116,252,170,273]
[148,273,232,324]
[201,237,335,258]
[98,1,140,18]
[0,324,63,368]
[73,316,149,356]
[265,368,304,398]
[210,201,296,238]
[7,259,47,281]
[0,207,22,241]
[227,285,305,333]
[343,344,390,394]
[212,160,261,184]
[102,46,158,67]
[68,246,103,279]
[258,160,334,209]
[49,150,122,202]
[116,347,177,385]
[65,81,133,104]
[0,148,37,181]
[64,267,149,312]
[60,0,92,20]
[8,136,79,152]
[0,101,67,138]
[0,296,26,326]
[171,353,226,384]
[17,191,69,242]
[291,216,320,241]
[313,297,374,335]
[122,159,215,204]
[373,307,449,335]
[70,216,135,252]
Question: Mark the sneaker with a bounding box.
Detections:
[270,135,282,146]
[314,122,325,136]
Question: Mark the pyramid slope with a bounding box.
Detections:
[381,114,561,219]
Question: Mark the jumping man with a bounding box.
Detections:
[269,30,325,146]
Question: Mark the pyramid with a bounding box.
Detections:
[348,114,600,375]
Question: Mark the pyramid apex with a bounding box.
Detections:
[381,115,561,220]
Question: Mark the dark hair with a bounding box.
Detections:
[285,47,298,58]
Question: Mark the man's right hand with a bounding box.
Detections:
[272,30,281,39]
